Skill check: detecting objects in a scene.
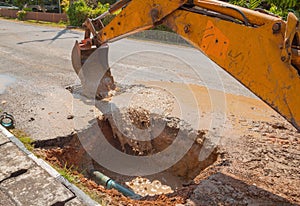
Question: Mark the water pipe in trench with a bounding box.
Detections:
[90,170,141,199]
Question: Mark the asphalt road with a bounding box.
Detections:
[0,19,254,140]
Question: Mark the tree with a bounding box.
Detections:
[98,0,116,5]
[12,0,27,9]
[229,0,300,18]
[268,0,298,9]
[229,0,261,9]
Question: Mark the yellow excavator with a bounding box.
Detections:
[71,0,300,130]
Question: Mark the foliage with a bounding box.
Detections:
[90,2,109,18]
[24,19,67,27]
[51,162,106,204]
[56,163,78,183]
[17,10,27,21]
[229,0,300,18]
[12,0,26,9]
[153,25,173,32]
[268,0,300,18]
[229,0,261,9]
[10,129,34,151]
[98,0,116,5]
[67,0,91,26]
[61,0,69,13]
[290,9,300,18]
[23,7,32,12]
[269,3,287,17]
[67,0,109,26]
[268,0,298,9]
[102,13,115,26]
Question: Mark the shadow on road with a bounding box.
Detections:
[190,172,297,205]
[17,28,79,45]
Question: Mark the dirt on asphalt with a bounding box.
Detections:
[32,83,300,206]
[2,19,298,205]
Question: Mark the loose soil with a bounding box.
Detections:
[33,83,299,205]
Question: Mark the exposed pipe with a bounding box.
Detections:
[90,170,141,199]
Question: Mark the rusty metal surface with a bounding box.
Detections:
[71,41,82,75]
[76,44,115,99]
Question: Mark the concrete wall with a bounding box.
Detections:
[0,9,67,23]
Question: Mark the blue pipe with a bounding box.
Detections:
[91,170,141,199]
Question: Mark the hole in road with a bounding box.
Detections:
[33,109,219,201]
[33,84,220,204]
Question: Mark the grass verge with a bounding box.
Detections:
[50,162,108,204]
[24,19,67,28]
[0,16,68,28]
[7,127,107,204]
[9,129,34,151]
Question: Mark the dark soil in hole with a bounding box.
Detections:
[33,108,220,205]
[34,133,197,205]
[30,83,300,205]
[94,103,220,179]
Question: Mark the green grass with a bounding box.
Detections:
[9,129,34,151]
[0,16,68,28]
[23,19,67,28]
[8,126,108,204]
[77,183,109,205]
[55,163,78,183]
[51,163,108,204]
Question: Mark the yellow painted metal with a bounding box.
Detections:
[96,0,188,44]
[194,0,277,26]
[163,9,300,130]
[80,0,300,130]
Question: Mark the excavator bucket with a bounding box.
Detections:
[71,41,83,75]
[71,41,116,99]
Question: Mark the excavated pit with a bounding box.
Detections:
[34,84,220,202]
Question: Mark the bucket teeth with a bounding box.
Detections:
[71,42,116,99]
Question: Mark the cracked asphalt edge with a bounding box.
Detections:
[0,124,100,206]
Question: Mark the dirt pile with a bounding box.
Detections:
[33,83,300,205]
[189,118,300,205]
[98,105,218,180]
[34,134,195,205]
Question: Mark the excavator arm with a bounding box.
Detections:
[71,0,300,130]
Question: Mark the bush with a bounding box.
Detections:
[17,10,27,21]
[99,0,117,5]
[67,0,92,26]
[90,3,109,18]
[102,13,115,26]
[61,0,69,13]
[23,8,32,12]
[229,0,300,19]
[67,0,110,27]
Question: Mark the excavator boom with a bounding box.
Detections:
[71,0,300,130]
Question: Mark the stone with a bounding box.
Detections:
[0,142,34,180]
[0,189,15,206]
[0,132,9,145]
[1,166,74,206]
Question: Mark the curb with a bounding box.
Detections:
[0,125,100,206]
